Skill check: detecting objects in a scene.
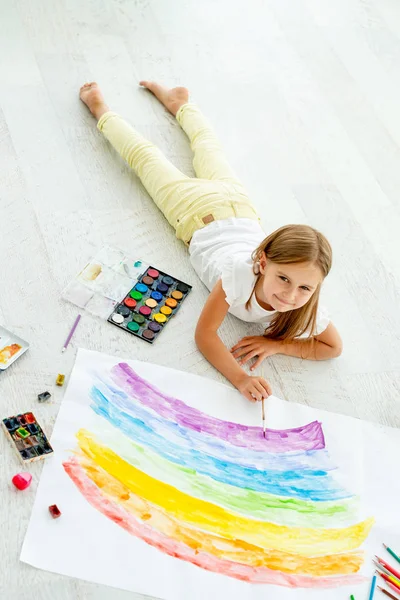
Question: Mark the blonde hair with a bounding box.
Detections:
[246,224,332,340]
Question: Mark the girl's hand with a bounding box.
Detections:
[231,336,283,370]
[235,374,272,403]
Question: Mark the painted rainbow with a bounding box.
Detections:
[63,362,374,588]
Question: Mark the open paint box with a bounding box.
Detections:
[62,246,192,343]
[107,265,191,343]
[0,327,29,372]
[2,412,53,463]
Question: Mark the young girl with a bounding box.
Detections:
[80,81,343,403]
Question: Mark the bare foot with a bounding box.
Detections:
[139,81,189,116]
[79,82,110,120]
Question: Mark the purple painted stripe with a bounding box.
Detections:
[110,363,325,453]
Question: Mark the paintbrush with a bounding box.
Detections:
[262,398,266,438]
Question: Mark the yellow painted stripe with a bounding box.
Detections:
[76,430,374,557]
[76,450,365,576]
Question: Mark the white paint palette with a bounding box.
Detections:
[0,326,29,371]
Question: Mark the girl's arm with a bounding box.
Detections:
[281,322,343,360]
[232,322,343,369]
[195,280,272,402]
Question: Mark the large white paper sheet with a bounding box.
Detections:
[21,349,400,599]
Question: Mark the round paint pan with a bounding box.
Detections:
[117,305,131,318]
[111,313,125,324]
[176,283,189,294]
[171,290,183,301]
[124,297,137,309]
[142,329,155,341]
[135,283,148,294]
[156,283,168,294]
[165,298,178,309]
[145,298,157,309]
[127,321,140,332]
[147,268,159,279]
[153,313,167,324]
[139,306,152,317]
[130,290,143,301]
[150,291,163,302]
[160,306,172,316]
[148,321,161,333]
[142,276,154,286]
[133,314,146,325]
[162,276,174,286]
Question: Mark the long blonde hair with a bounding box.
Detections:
[246,224,332,340]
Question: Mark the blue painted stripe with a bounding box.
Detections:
[89,382,351,501]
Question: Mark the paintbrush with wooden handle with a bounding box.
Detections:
[262,399,266,438]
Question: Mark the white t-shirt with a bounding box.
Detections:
[189,218,330,336]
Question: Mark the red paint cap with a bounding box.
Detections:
[49,504,61,518]
[12,472,32,490]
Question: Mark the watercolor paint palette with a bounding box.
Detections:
[0,326,29,371]
[62,246,192,343]
[2,413,54,463]
[108,266,192,343]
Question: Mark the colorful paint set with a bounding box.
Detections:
[62,246,192,344]
[0,326,29,371]
[2,413,54,463]
[108,266,191,343]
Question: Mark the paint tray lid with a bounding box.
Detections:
[0,326,29,371]
[61,246,149,319]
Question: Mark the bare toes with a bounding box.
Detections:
[140,80,159,93]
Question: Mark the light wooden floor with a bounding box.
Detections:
[1,0,399,598]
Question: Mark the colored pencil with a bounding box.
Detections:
[386,581,400,596]
[62,314,81,353]
[373,560,399,581]
[261,399,266,438]
[378,586,399,600]
[375,556,400,581]
[376,571,400,592]
[369,574,377,600]
[385,544,400,566]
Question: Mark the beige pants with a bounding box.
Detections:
[97,103,259,244]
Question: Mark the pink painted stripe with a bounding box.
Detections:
[110,363,325,452]
[63,457,364,588]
